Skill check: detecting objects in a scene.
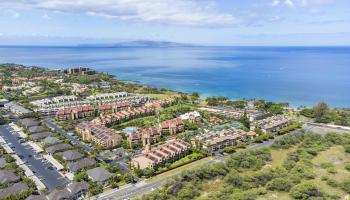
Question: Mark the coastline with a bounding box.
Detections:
[0,45,349,108]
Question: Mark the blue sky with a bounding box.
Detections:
[0,0,349,45]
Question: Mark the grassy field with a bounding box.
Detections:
[196,178,224,200]
[258,192,292,200]
[144,92,180,99]
[195,145,350,200]
[146,156,213,183]
[194,148,297,200]
[312,145,350,197]
[270,147,297,168]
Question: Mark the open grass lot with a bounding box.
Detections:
[257,192,292,200]
[312,145,350,197]
[146,156,213,183]
[270,146,297,168]
[140,130,350,200]
[143,92,180,99]
[196,179,224,200]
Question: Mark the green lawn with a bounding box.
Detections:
[146,156,213,183]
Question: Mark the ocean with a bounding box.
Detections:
[0,46,349,108]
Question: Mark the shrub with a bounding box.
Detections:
[326,179,339,187]
[344,144,350,153]
[224,146,236,153]
[341,180,350,193]
[177,187,199,200]
[266,177,293,191]
[290,182,323,200]
[326,167,337,174]
[345,162,350,171]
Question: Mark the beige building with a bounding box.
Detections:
[76,121,122,148]
[128,127,161,147]
[159,118,184,135]
[132,139,190,170]
[253,115,292,133]
[192,128,255,153]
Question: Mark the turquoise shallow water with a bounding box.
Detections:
[0,46,349,107]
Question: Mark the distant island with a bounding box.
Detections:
[77,40,196,48]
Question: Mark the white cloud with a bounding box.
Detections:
[0,0,238,26]
[42,14,51,20]
[2,9,20,18]
[270,0,333,7]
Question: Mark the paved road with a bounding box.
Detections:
[303,122,350,135]
[0,124,69,191]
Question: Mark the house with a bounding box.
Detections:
[67,158,96,173]
[132,139,190,170]
[128,127,161,147]
[65,181,89,199]
[29,132,52,141]
[56,105,96,121]
[4,101,32,115]
[0,182,29,199]
[86,167,112,186]
[47,181,89,200]
[46,143,72,155]
[19,118,40,128]
[0,170,20,184]
[76,121,122,148]
[28,126,46,134]
[179,111,201,123]
[42,136,62,146]
[60,150,85,161]
[159,118,184,135]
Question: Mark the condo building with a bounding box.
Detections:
[191,128,256,153]
[159,118,184,135]
[127,127,161,147]
[30,93,148,115]
[132,139,190,170]
[56,105,96,120]
[253,115,292,133]
[76,121,122,148]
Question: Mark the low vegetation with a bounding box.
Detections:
[138,131,350,200]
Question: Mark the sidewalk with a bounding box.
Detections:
[9,123,27,138]
[11,153,46,191]
[43,154,64,171]
[27,141,44,153]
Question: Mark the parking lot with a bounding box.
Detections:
[0,124,69,191]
